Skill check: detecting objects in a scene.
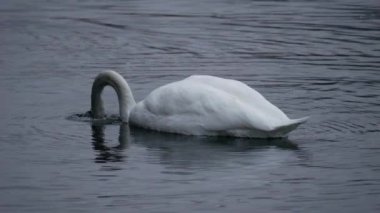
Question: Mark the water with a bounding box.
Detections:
[1,0,379,212]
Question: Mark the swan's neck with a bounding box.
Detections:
[91,70,136,122]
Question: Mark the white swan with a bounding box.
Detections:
[90,70,308,138]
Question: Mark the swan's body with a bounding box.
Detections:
[91,70,308,138]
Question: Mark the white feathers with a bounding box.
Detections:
[91,71,308,138]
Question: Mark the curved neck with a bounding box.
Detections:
[91,70,136,122]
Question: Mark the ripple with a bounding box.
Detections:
[315,118,379,135]
[67,112,121,125]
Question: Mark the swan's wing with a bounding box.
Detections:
[186,75,289,120]
[130,78,279,134]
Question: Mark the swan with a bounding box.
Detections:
[90,70,308,138]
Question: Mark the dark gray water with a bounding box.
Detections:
[1,0,380,212]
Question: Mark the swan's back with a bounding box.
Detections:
[130,75,306,138]
[186,75,288,119]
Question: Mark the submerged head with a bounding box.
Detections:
[91,70,136,122]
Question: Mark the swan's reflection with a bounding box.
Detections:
[130,125,299,150]
[91,123,299,165]
[91,124,129,163]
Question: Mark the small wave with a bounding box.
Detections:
[67,112,121,125]
[317,118,378,135]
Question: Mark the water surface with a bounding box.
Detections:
[0,0,379,212]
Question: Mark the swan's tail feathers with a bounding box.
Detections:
[270,116,309,137]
